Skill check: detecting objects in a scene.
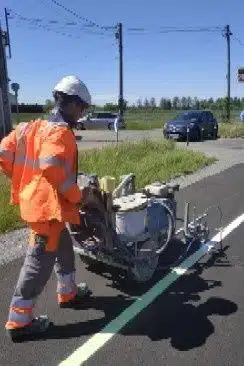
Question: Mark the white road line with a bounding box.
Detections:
[59,213,244,366]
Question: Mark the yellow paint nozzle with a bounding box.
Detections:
[100,176,116,193]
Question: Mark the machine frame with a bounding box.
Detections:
[68,173,211,283]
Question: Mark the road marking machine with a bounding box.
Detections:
[68,173,211,283]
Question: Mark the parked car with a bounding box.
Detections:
[76,111,126,130]
[163,110,218,141]
[240,111,244,121]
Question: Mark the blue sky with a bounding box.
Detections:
[1,0,244,105]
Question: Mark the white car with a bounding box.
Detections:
[76,112,126,130]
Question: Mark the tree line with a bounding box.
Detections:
[104,96,244,111]
[11,104,44,113]
[40,96,244,116]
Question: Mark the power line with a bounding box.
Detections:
[8,9,110,37]
[47,0,115,32]
[159,26,222,30]
[8,8,115,32]
[233,36,244,46]
[9,10,81,39]
[8,8,224,38]
[126,25,222,35]
[7,9,117,64]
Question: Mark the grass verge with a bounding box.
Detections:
[78,139,216,186]
[124,110,241,130]
[0,175,26,233]
[219,123,244,138]
[0,139,215,234]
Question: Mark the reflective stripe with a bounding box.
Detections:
[13,119,73,173]
[8,309,33,324]
[56,272,76,295]
[49,121,69,127]
[7,296,35,326]
[0,148,14,162]
[11,306,33,314]
[56,272,75,284]
[39,156,70,170]
[40,156,65,167]
[15,123,28,166]
[57,283,75,295]
[12,120,77,194]
[15,122,29,142]
[59,173,76,193]
[12,154,72,172]
[15,122,38,168]
[14,155,40,169]
[10,296,35,309]
[14,155,37,168]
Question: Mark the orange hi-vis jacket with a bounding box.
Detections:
[0,118,82,224]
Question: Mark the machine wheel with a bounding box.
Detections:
[128,201,176,283]
[128,238,160,283]
[156,206,175,255]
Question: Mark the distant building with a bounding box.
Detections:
[8,92,16,105]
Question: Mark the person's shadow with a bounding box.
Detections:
[14,243,238,351]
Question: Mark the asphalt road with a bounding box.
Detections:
[0,164,244,366]
[75,129,159,150]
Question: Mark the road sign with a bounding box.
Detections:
[238,68,244,82]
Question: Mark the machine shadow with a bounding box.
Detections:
[81,238,231,297]
[15,242,237,351]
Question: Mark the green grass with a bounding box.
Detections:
[0,139,215,234]
[12,113,42,125]
[0,175,25,233]
[124,109,241,130]
[78,139,215,187]
[125,110,177,130]
[219,122,244,138]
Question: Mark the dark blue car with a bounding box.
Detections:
[163,110,218,141]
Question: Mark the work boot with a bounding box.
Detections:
[59,282,92,309]
[6,315,51,342]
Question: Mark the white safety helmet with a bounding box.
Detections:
[53,75,91,105]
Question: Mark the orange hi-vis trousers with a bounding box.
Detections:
[5,221,78,330]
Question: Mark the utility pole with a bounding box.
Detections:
[115,23,124,117]
[4,7,11,58]
[0,8,12,138]
[223,24,232,122]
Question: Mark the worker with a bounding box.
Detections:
[0,75,98,341]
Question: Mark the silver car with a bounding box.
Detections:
[76,112,126,130]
